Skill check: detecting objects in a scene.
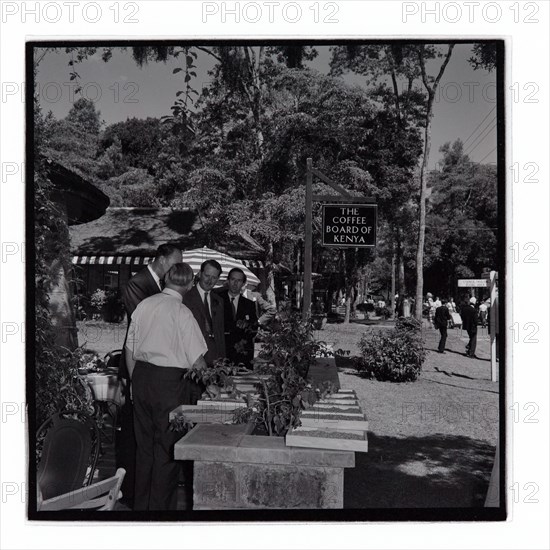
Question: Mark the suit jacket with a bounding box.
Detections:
[216,289,258,369]
[434,305,451,329]
[461,304,478,332]
[182,286,225,366]
[119,266,161,380]
[123,266,161,321]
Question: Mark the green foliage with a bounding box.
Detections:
[423,139,497,295]
[98,117,165,174]
[183,358,249,399]
[227,313,335,436]
[355,317,426,382]
[34,87,94,429]
[258,311,325,378]
[468,43,497,72]
[66,97,101,134]
[253,367,313,436]
[169,412,195,434]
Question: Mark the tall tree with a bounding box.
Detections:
[424,139,497,297]
[414,44,454,318]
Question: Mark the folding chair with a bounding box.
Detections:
[36,410,100,500]
[38,468,125,511]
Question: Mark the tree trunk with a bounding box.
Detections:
[390,252,396,319]
[415,117,431,318]
[244,46,265,160]
[265,240,276,307]
[397,229,405,295]
[414,45,455,319]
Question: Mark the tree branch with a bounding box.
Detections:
[195,46,222,63]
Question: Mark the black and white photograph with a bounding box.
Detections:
[26,38,507,522]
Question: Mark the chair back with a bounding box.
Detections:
[39,468,126,511]
[37,411,100,500]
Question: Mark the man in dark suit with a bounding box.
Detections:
[434,299,452,353]
[216,267,259,369]
[117,243,182,508]
[461,297,479,358]
[182,259,226,366]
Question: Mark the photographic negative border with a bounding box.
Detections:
[26,38,507,522]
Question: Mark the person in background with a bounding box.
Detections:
[434,299,452,353]
[461,297,479,358]
[125,263,207,511]
[426,293,435,326]
[245,285,277,329]
[446,297,457,328]
[118,243,182,509]
[479,299,488,328]
[215,268,258,369]
[446,297,457,314]
[123,244,183,318]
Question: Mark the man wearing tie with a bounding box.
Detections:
[216,268,258,369]
[182,260,226,367]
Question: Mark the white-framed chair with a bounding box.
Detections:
[38,468,125,511]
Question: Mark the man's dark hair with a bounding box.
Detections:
[155,243,180,260]
[227,267,247,283]
[200,259,222,275]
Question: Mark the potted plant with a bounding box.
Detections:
[89,288,107,321]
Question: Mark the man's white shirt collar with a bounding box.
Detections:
[148,264,162,291]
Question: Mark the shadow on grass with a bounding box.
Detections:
[431,348,491,363]
[422,378,499,395]
[345,433,495,508]
[434,366,474,380]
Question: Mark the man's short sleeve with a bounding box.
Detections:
[125,316,137,356]
[181,307,208,366]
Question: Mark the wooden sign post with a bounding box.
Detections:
[303,158,376,320]
[489,270,498,382]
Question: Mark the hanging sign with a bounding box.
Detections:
[457,279,489,288]
[322,204,377,248]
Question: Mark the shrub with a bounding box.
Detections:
[355,317,426,382]
[258,311,325,378]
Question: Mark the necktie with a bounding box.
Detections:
[231,296,237,321]
[204,292,213,335]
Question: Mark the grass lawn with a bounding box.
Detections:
[318,319,499,508]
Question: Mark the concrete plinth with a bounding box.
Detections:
[174,424,355,510]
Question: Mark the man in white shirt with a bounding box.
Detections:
[118,243,182,508]
[125,262,207,511]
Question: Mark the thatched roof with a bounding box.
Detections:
[46,159,110,225]
[69,207,262,259]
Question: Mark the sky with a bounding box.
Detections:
[36,43,497,168]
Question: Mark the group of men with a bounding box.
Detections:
[118,243,275,511]
[433,296,480,358]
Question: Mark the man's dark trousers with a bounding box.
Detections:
[438,327,448,352]
[466,329,477,356]
[132,362,186,511]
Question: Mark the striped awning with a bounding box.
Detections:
[179,247,260,287]
[72,255,264,269]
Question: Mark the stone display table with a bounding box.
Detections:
[174,423,355,509]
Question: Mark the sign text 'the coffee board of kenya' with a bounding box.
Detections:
[322,204,377,248]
